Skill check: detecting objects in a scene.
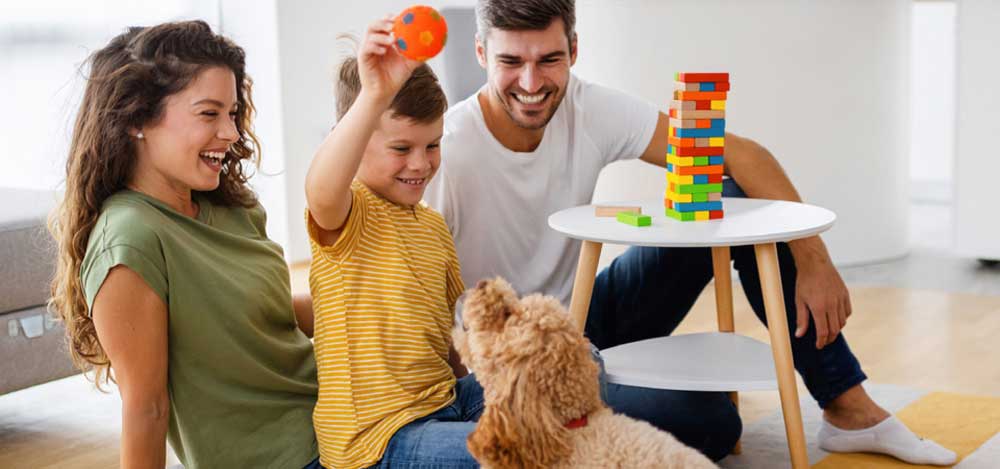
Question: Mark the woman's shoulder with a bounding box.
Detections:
[87,191,167,255]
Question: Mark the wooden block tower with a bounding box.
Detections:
[664,72,729,221]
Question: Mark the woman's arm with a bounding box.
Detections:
[91,266,170,469]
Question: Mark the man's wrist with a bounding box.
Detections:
[788,236,834,271]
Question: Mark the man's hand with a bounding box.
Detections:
[791,241,852,349]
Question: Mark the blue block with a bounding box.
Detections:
[710,156,724,165]
[667,144,674,153]
[693,175,709,184]
[673,201,723,212]
[674,128,725,138]
[667,163,674,172]
[701,82,716,91]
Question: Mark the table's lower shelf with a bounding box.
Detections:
[600,332,778,392]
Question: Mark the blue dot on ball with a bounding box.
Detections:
[397,38,408,50]
[403,13,414,24]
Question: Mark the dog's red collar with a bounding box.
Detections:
[564,415,588,429]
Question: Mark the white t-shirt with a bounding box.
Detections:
[425,75,659,307]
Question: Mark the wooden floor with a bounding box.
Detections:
[2,266,998,468]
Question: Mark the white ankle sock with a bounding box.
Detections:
[818,416,957,465]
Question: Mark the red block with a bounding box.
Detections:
[710,210,724,220]
[678,72,730,82]
[672,145,724,156]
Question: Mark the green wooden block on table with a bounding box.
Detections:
[694,156,710,166]
[617,211,651,226]
[665,208,696,221]
[693,192,708,202]
[675,182,723,194]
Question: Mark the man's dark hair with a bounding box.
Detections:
[475,0,576,49]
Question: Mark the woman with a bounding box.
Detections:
[49,21,322,468]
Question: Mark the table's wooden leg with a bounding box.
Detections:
[569,240,603,333]
[755,242,809,469]
[711,246,741,455]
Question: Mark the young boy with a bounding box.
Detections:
[304,18,482,469]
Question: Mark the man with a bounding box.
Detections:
[426,0,955,465]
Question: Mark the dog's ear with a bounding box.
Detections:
[468,372,572,469]
[462,277,521,332]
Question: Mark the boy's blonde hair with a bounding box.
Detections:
[335,56,447,123]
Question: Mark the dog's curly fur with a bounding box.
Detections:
[454,277,718,469]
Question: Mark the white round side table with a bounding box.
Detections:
[549,198,836,469]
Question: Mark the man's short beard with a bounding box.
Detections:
[495,86,562,130]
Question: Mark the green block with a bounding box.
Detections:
[692,192,708,202]
[694,156,710,166]
[617,211,651,227]
[675,182,724,194]
[665,208,695,221]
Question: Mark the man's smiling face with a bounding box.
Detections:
[477,19,577,130]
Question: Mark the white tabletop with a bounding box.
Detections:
[548,198,835,248]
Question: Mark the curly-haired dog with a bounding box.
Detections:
[453,277,718,469]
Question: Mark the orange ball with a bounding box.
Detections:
[392,5,448,61]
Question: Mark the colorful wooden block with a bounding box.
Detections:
[696,100,712,110]
[692,192,708,203]
[709,137,725,147]
[671,201,724,212]
[669,109,725,120]
[674,90,728,101]
[673,81,730,92]
[665,207,696,221]
[669,118,699,129]
[667,154,694,167]
[671,145,724,156]
[710,210,724,219]
[695,210,710,221]
[708,192,722,201]
[617,211,651,227]
[670,182,723,194]
[595,205,641,217]
[664,190,692,203]
[693,156,710,166]
[695,138,710,147]
[667,136,696,148]
[676,72,730,82]
[693,175,709,184]
[673,127,725,138]
[671,118,721,129]
[710,100,726,110]
[709,156,724,165]
[666,172,694,184]
[673,164,724,176]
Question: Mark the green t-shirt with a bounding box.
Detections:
[81,190,318,469]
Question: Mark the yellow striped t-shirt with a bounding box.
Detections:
[307,181,465,469]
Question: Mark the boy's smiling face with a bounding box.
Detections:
[357,112,443,206]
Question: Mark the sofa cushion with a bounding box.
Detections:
[0,304,78,394]
[0,188,59,312]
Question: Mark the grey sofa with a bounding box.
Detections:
[1,187,77,395]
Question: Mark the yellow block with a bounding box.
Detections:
[694,211,710,221]
[711,100,726,110]
[664,190,692,203]
[709,137,725,147]
[813,391,1000,469]
[667,172,694,184]
[667,154,694,167]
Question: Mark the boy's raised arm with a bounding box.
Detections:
[305,17,420,232]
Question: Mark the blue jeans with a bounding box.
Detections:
[368,373,485,468]
[585,181,868,454]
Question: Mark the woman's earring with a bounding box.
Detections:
[136,132,144,139]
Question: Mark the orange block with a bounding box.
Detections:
[667,136,696,148]
[696,119,713,129]
[672,164,724,176]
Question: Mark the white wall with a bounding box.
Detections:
[954,0,1000,260]
[575,0,912,266]
[910,1,956,202]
